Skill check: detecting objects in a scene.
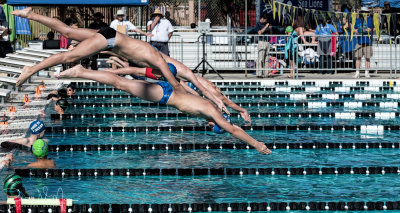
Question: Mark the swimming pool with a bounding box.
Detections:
[3,80,400,212]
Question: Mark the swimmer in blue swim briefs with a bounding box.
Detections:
[57,65,271,155]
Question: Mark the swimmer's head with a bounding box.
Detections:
[29,120,45,136]
[168,63,177,77]
[32,139,48,159]
[57,88,68,99]
[4,174,28,197]
[66,84,76,97]
[210,113,232,134]
[55,99,69,111]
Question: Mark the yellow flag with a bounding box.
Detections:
[278,2,281,23]
[273,0,276,20]
[314,10,319,26]
[362,13,371,40]
[373,13,380,41]
[350,12,357,41]
[343,13,348,36]
[292,6,296,26]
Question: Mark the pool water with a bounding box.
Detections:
[2,81,400,212]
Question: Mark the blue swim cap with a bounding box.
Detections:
[29,120,45,135]
[151,45,160,51]
[168,63,177,77]
[213,113,232,134]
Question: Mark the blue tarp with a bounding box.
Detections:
[362,0,400,8]
[379,0,400,7]
[7,0,148,5]
[14,6,31,35]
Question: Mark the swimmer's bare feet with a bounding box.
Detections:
[255,142,272,155]
[57,64,83,78]
[16,66,34,87]
[11,7,33,19]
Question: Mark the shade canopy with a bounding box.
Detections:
[7,0,148,6]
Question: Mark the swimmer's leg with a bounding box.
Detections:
[12,7,96,41]
[58,65,163,103]
[17,34,107,86]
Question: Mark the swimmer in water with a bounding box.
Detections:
[27,139,55,169]
[54,99,69,115]
[11,8,227,113]
[57,64,271,155]
[1,120,46,149]
[3,174,29,199]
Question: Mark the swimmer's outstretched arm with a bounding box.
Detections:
[159,54,228,114]
[7,138,31,147]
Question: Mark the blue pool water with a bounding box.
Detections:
[2,81,400,212]
[0,174,398,204]
[11,149,400,169]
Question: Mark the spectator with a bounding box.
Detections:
[254,13,271,77]
[314,17,338,74]
[0,20,12,58]
[165,11,178,26]
[338,17,357,68]
[89,12,108,30]
[110,10,150,37]
[284,26,298,78]
[147,8,174,56]
[382,1,396,34]
[294,16,315,44]
[60,18,79,49]
[354,7,374,78]
[46,31,54,40]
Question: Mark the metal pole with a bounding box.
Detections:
[245,0,248,77]
[198,0,201,23]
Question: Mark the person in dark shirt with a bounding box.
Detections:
[88,12,108,30]
[254,13,271,77]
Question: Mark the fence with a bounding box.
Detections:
[189,33,400,78]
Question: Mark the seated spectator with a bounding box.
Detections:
[294,16,314,44]
[43,31,60,49]
[89,12,108,30]
[314,18,338,74]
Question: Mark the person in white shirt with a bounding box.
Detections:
[110,10,151,37]
[0,21,12,57]
[147,8,174,56]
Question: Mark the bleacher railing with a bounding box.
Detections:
[193,33,400,78]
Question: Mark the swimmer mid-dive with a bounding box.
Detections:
[11,8,227,113]
[57,65,271,155]
[105,57,251,123]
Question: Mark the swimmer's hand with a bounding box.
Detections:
[255,143,272,155]
[240,110,251,124]
[217,101,230,115]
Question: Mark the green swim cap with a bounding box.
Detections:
[4,174,23,196]
[32,139,48,159]
[286,26,293,33]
